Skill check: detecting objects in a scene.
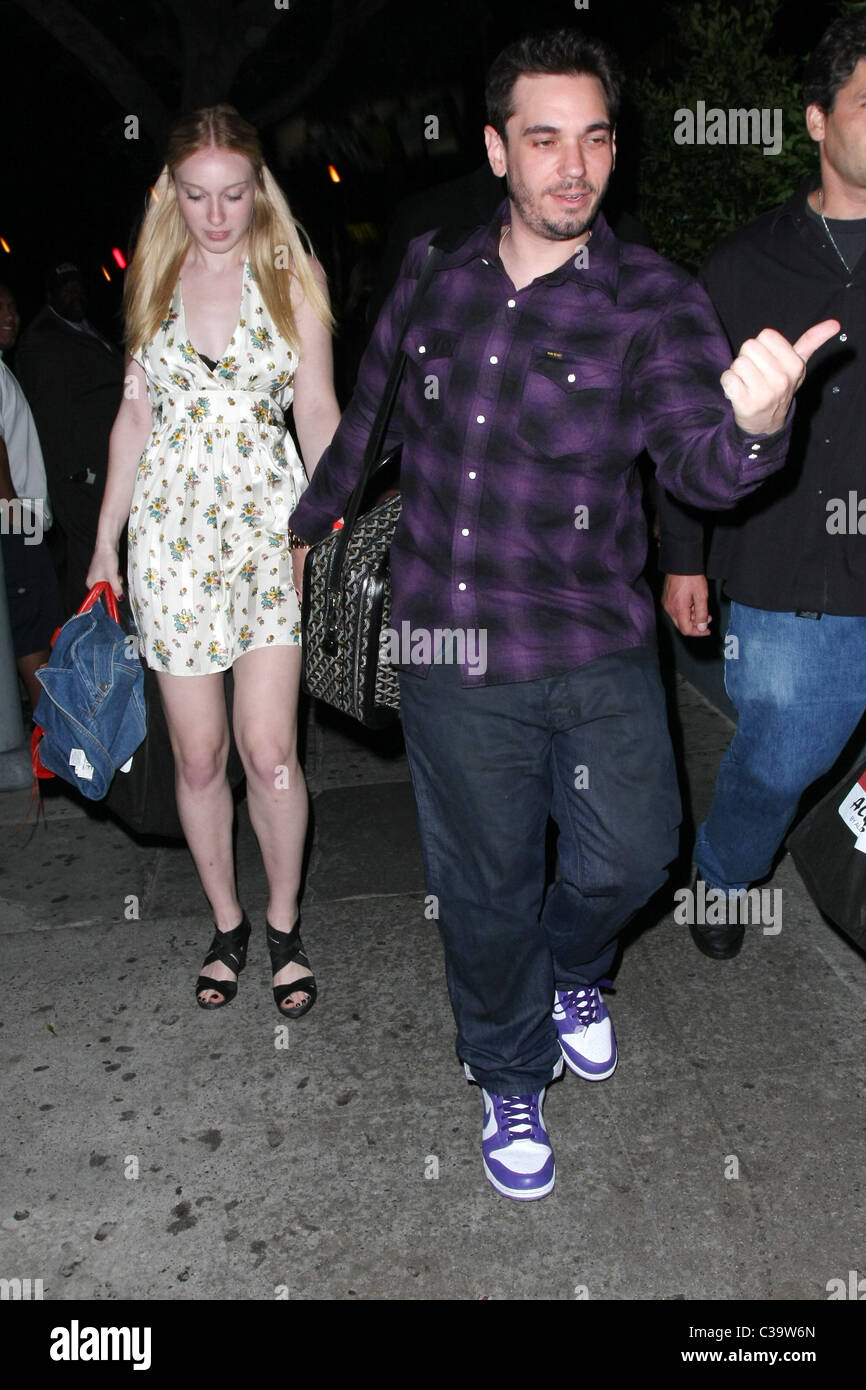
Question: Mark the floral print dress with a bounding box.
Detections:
[128,259,307,674]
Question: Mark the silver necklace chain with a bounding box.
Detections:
[498,222,593,260]
[818,189,852,276]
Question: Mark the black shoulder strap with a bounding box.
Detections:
[341,224,480,535]
[320,226,473,620]
[336,237,444,542]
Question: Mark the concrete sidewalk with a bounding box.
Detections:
[1,678,864,1301]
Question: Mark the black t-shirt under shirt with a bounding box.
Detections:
[804,199,866,271]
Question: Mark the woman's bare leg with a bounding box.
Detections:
[156,670,241,1004]
[232,645,311,1005]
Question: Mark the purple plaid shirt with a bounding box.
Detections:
[291,203,792,685]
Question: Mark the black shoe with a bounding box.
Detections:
[689,919,745,960]
[266,919,317,1018]
[195,913,252,1008]
[687,866,746,959]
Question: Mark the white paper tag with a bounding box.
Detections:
[118,756,133,774]
[837,772,866,839]
[69,748,95,781]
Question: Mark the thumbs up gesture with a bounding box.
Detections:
[721,320,840,437]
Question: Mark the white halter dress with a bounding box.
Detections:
[128,259,307,674]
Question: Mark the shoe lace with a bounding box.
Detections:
[496,1094,540,1141]
[559,979,612,1026]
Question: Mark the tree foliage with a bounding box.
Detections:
[632,0,822,271]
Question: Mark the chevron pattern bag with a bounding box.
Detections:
[301,488,402,727]
[301,242,445,728]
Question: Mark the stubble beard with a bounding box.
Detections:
[506,172,607,241]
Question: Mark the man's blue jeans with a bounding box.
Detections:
[696,602,866,892]
[399,647,681,1094]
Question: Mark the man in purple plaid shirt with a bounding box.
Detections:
[290,29,837,1202]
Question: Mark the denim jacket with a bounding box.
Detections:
[34,600,146,799]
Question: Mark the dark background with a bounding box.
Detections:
[0,0,845,354]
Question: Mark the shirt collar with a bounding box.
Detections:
[435,197,620,301]
[770,174,820,233]
[48,305,90,332]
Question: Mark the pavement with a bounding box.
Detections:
[1,674,864,1303]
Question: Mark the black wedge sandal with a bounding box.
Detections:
[266,919,317,1019]
[195,913,252,1009]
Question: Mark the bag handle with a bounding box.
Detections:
[77,580,121,625]
[319,239,447,655]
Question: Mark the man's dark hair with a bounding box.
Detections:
[485,28,622,139]
[803,12,866,112]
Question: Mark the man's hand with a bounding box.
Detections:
[662,573,711,637]
[722,319,840,437]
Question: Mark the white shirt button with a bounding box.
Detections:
[489,355,499,364]
[468,471,477,479]
[461,528,469,536]
[567,373,576,383]
[507,298,516,308]
[476,415,486,424]
[458,582,467,591]
[840,332,848,342]
[418,345,426,354]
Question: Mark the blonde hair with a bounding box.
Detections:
[124,104,332,357]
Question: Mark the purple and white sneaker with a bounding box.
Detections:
[479,1088,555,1201]
[554,984,617,1081]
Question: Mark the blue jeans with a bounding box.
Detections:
[696,602,866,892]
[399,647,681,1094]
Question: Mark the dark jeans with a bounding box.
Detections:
[399,646,681,1093]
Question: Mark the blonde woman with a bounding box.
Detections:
[87,105,340,1015]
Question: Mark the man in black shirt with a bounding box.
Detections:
[16,265,124,613]
[659,12,866,958]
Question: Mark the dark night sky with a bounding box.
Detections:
[0,0,843,334]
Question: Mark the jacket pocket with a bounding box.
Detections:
[400,328,459,439]
[516,350,620,458]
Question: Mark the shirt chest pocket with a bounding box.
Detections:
[517,351,621,458]
[400,329,459,433]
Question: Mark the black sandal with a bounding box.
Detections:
[195,913,251,1009]
[266,919,317,1018]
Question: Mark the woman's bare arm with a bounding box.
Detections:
[86,358,152,597]
[290,258,341,479]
